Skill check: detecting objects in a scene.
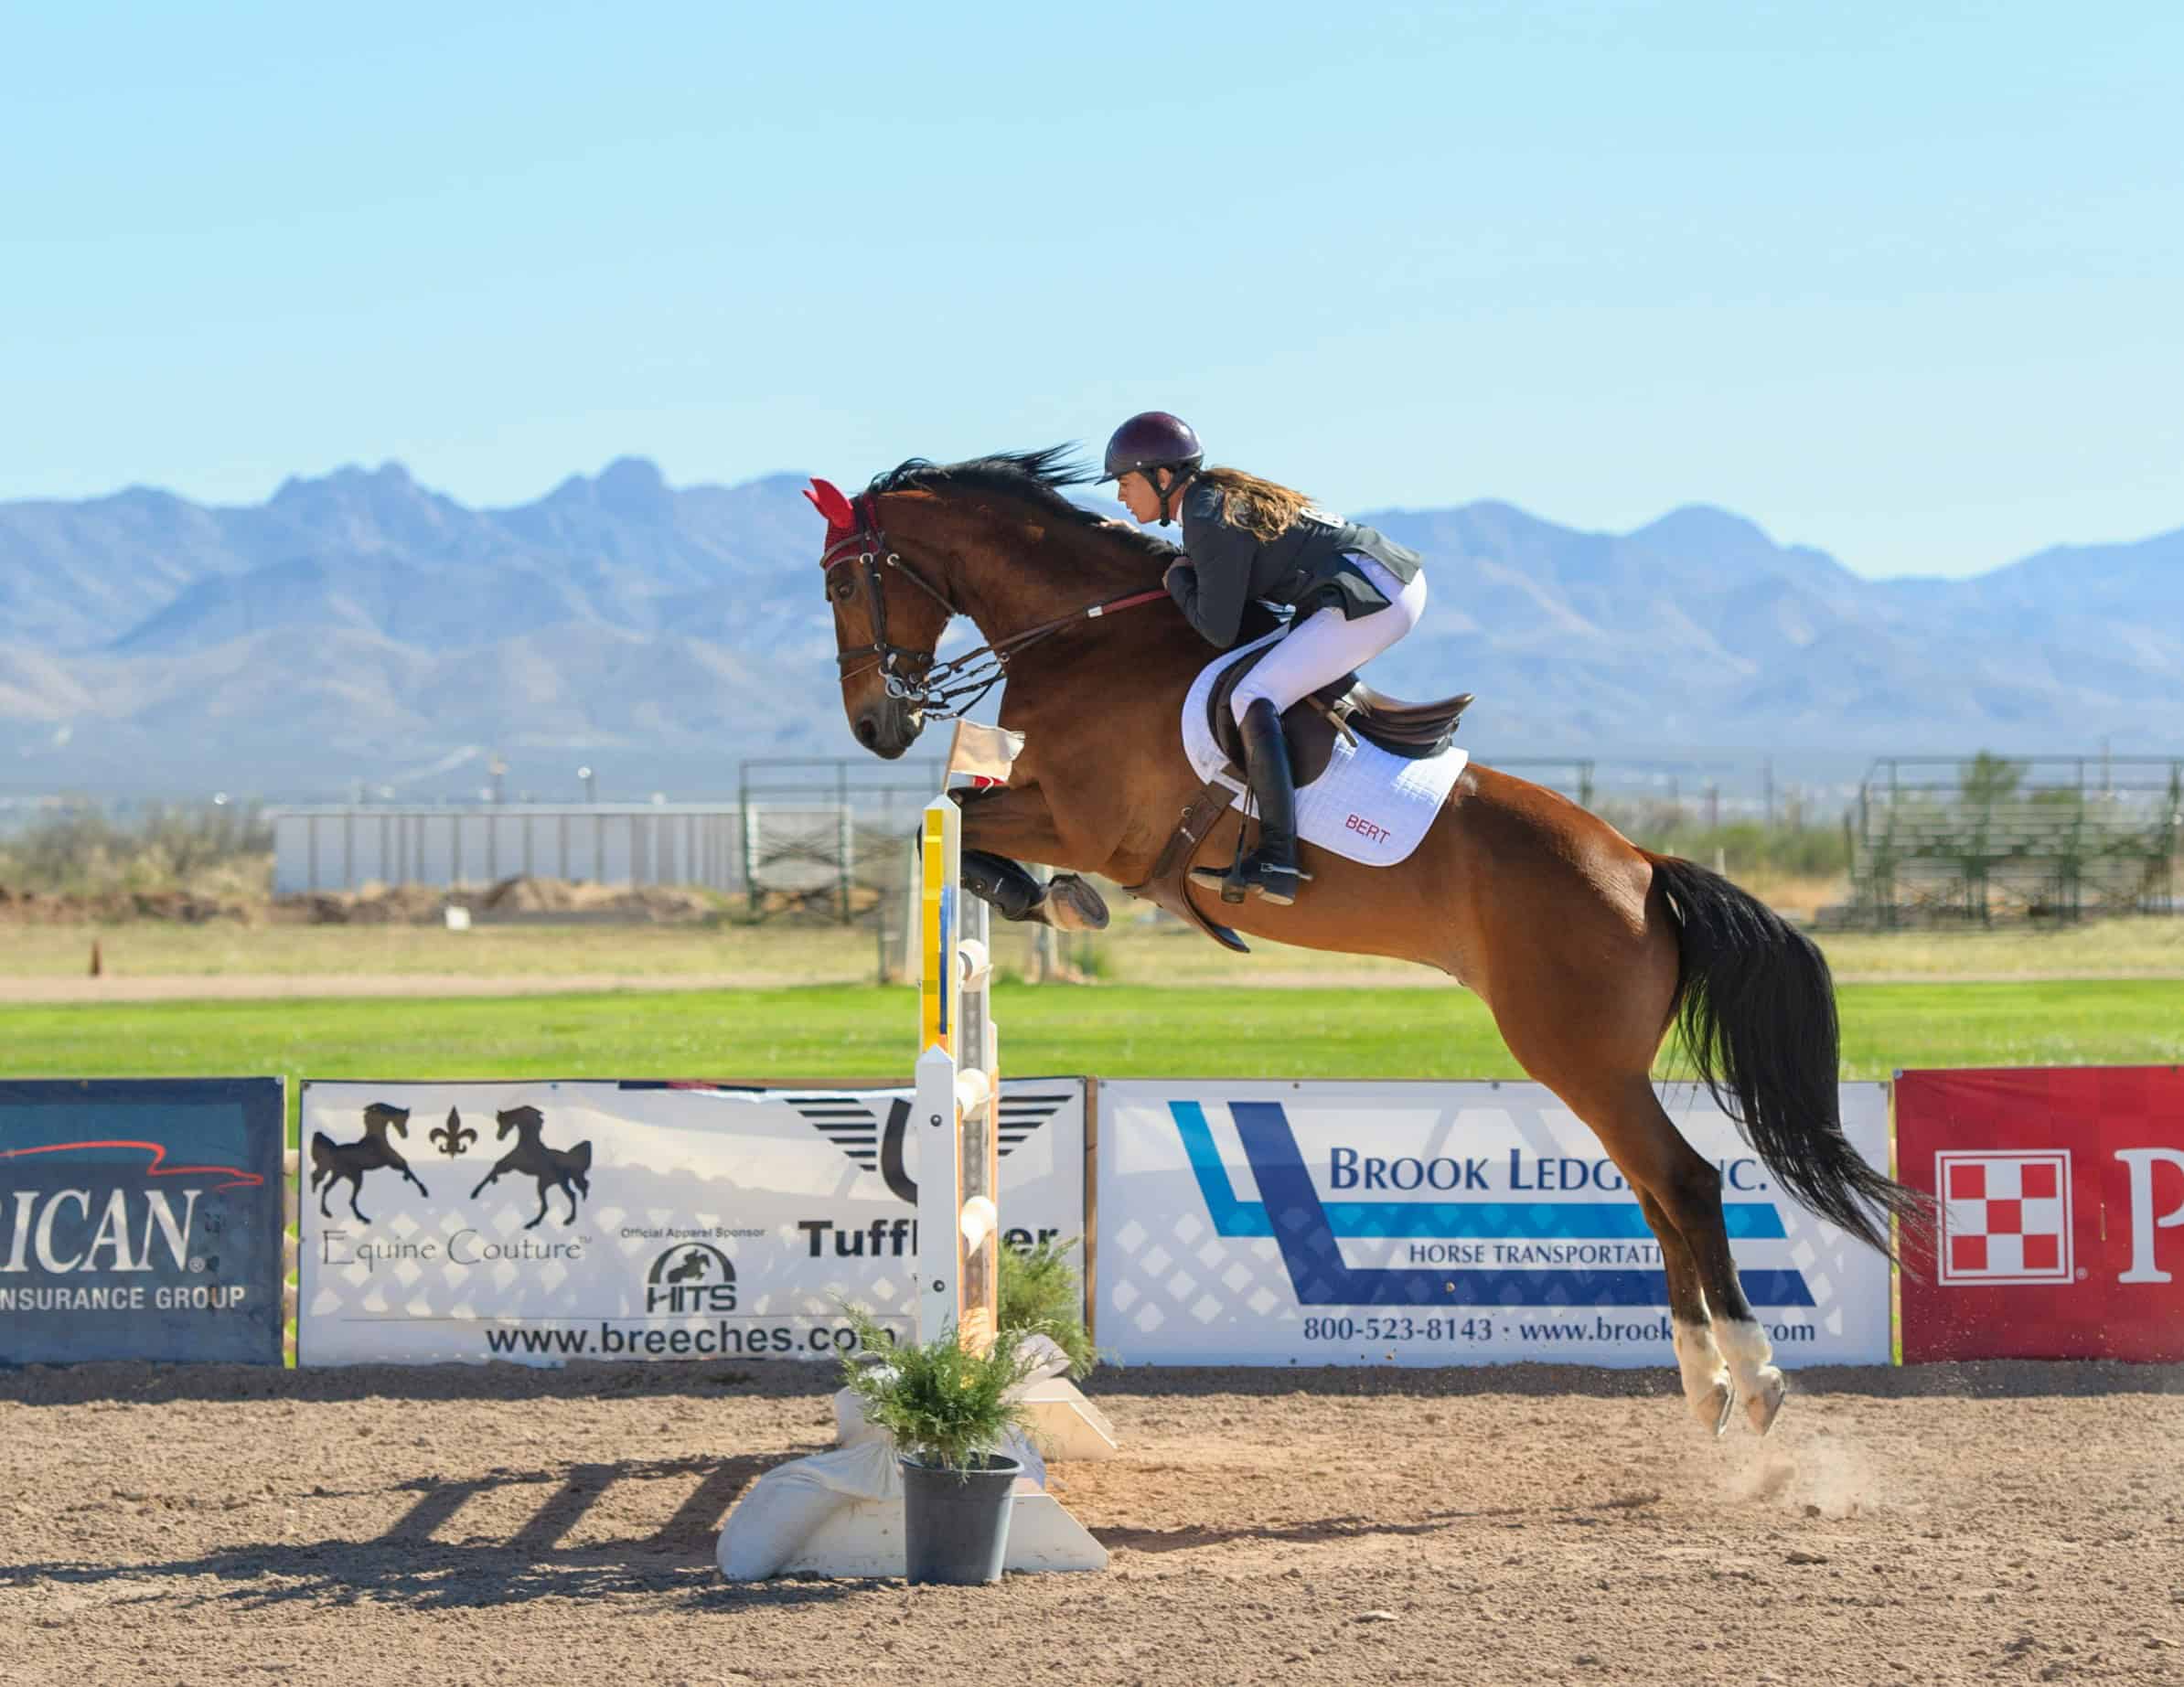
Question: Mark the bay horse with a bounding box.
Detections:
[809,449,1925,1437]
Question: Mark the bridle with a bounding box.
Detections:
[821,493,1169,721]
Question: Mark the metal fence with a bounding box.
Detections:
[267,804,747,895]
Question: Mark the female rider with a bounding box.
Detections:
[1100,411,1429,905]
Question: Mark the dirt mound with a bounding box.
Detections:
[0,875,724,927]
[272,876,721,925]
[0,884,252,925]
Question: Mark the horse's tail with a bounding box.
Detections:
[1645,853,1928,1259]
[567,1141,592,1176]
[309,1131,335,1169]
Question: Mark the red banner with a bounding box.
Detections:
[1896,1067,2184,1362]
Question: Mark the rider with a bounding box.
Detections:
[1100,411,1428,905]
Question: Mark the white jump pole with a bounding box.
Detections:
[915,795,1001,1353]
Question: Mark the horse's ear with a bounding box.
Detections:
[805,477,857,532]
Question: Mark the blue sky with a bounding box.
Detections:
[3,1,2177,578]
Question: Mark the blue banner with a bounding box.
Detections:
[0,1079,285,1365]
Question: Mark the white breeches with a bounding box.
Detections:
[1229,555,1429,725]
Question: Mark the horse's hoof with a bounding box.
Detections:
[1744,1368,1789,1436]
[1045,874,1109,933]
[1706,1378,1736,1437]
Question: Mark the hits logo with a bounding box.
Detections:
[645,1243,737,1314]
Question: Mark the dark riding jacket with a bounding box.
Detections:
[1155,479,1424,649]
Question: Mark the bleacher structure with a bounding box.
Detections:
[1850,756,2182,925]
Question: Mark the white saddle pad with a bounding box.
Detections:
[1181,630,1469,870]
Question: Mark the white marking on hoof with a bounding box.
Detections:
[1744,1367,1789,1436]
[1715,1318,1788,1436]
[1672,1319,1733,1436]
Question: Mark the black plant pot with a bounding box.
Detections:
[898,1452,1022,1586]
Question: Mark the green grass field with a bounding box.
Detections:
[4,978,2179,1139]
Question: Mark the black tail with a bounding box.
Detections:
[1647,853,1930,1259]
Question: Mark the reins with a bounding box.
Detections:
[821,499,1169,721]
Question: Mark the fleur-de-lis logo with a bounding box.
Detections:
[431,1105,477,1159]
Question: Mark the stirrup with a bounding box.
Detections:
[1190,857,1310,907]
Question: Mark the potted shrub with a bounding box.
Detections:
[997,1235,1099,1379]
[840,1308,1039,1586]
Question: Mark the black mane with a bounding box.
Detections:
[865,447,1173,560]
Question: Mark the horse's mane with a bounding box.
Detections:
[865,447,1175,563]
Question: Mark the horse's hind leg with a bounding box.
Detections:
[526,1185,550,1230]
[1653,1141,1786,1434]
[562,1180,581,1224]
[1484,966,1767,1433]
[1639,1190,1734,1436]
[1586,1081,1785,1435]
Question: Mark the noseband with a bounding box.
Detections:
[821,495,1170,721]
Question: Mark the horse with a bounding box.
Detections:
[469,1105,593,1230]
[310,1102,429,1223]
[808,448,1927,1437]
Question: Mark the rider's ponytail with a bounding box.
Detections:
[1194,466,1314,543]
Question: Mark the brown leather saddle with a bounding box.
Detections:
[1204,642,1473,783]
[1124,642,1475,952]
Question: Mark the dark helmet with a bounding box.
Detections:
[1099,411,1204,483]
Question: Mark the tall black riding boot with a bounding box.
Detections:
[1232,699,1305,904]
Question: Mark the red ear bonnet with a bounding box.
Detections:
[804,477,858,537]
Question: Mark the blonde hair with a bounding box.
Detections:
[1194,466,1313,542]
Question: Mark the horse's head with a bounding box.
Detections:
[807,475,951,759]
[496,1105,543,1141]
[808,450,1158,762]
[364,1102,411,1138]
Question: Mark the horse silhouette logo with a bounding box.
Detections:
[469,1105,593,1229]
[646,1242,736,1313]
[310,1102,431,1222]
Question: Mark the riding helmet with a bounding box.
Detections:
[1099,411,1204,483]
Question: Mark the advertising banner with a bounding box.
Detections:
[0,1078,286,1365]
[296,1077,1087,1365]
[1897,1066,2184,1362]
[1097,1079,1892,1367]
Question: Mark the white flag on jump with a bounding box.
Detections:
[946,721,1024,788]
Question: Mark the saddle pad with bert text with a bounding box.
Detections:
[1180,630,1468,870]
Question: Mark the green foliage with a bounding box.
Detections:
[0,800,273,893]
[1596,806,1851,877]
[5,979,2182,1151]
[1960,752,2029,806]
[838,1307,1035,1472]
[998,1236,1097,1378]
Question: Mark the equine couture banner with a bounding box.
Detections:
[297,1078,1087,1365]
[0,1078,286,1365]
[1096,1080,1892,1368]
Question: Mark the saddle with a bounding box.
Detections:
[1204,642,1474,782]
[1126,641,1475,953]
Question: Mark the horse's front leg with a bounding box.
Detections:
[471,1155,514,1201]
[954,784,1108,932]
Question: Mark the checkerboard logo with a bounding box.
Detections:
[1936,1151,2072,1285]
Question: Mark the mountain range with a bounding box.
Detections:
[2,457,2178,800]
